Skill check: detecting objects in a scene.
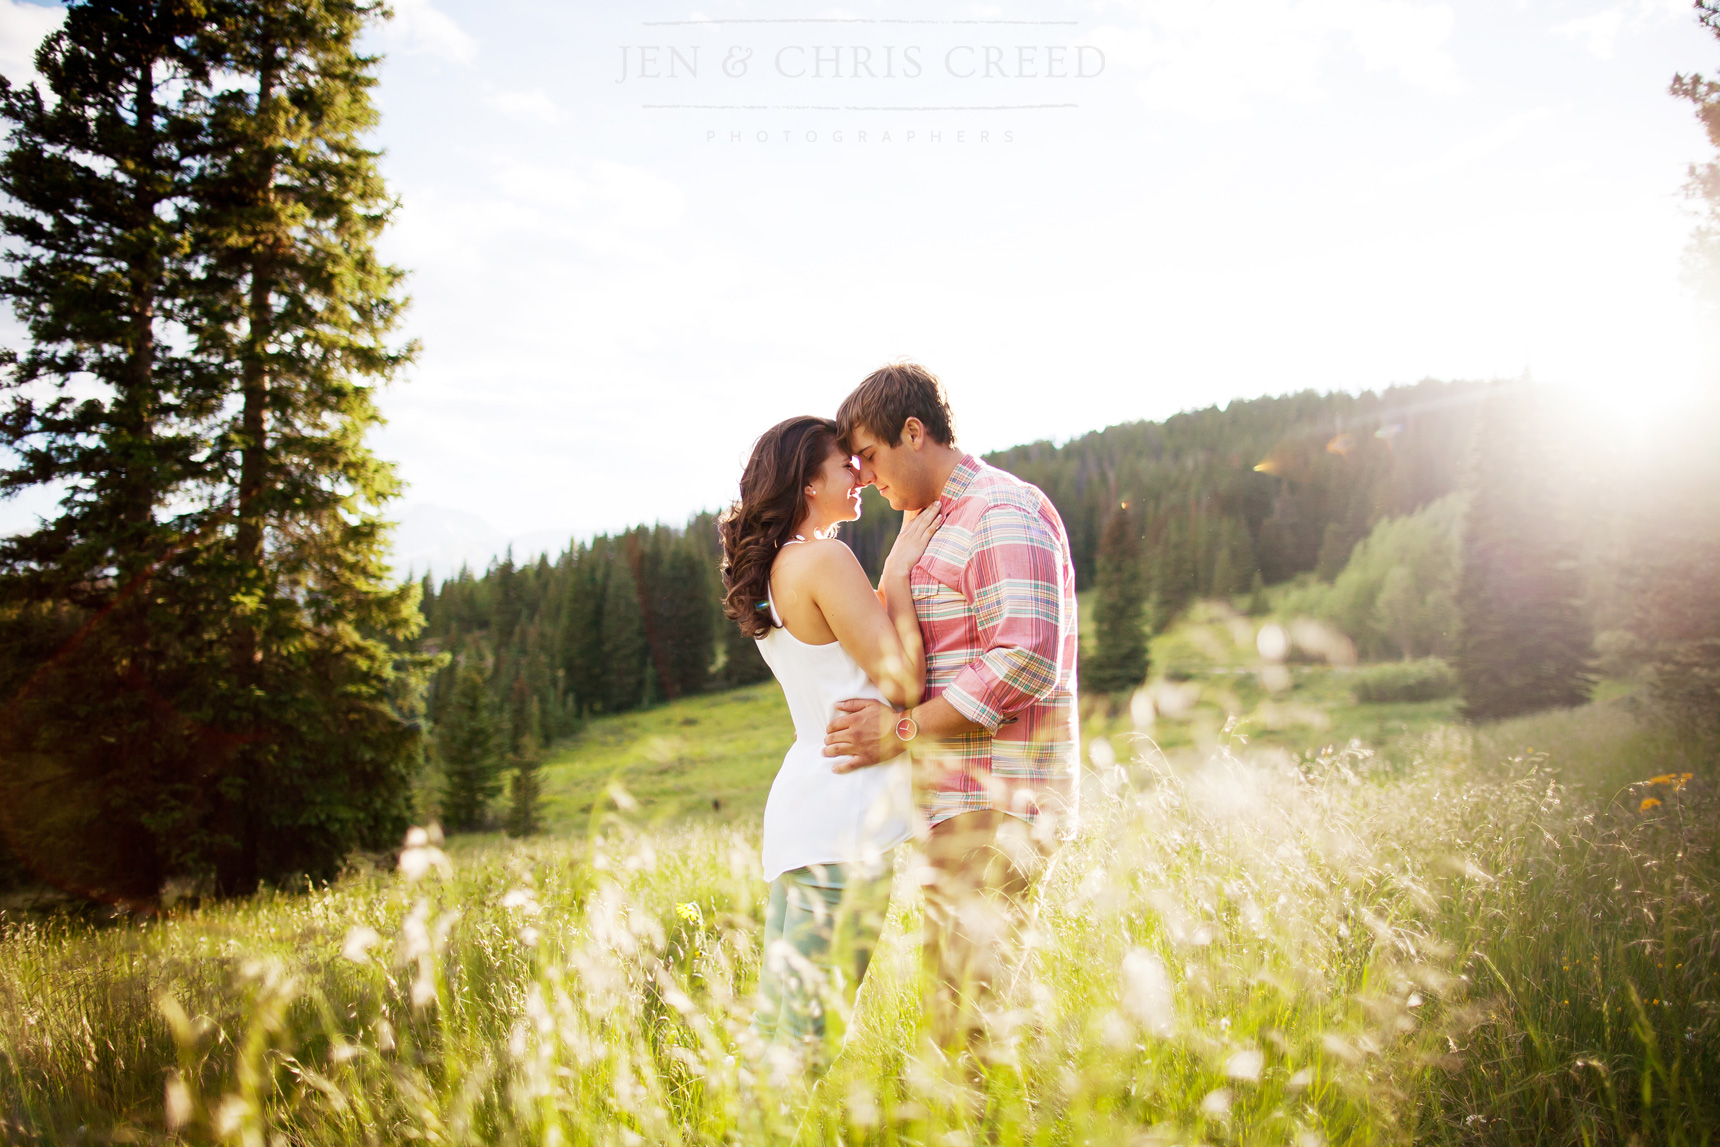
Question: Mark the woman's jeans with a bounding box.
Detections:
[752,859,893,1062]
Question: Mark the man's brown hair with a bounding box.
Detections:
[836,362,957,452]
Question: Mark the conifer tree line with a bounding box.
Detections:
[415,517,767,763]
[0,0,425,901]
[425,380,1488,732]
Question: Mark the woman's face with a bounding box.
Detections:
[807,443,863,527]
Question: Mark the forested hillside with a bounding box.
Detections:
[419,378,1486,744]
[986,378,1483,599]
[415,515,774,758]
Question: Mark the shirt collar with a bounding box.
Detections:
[939,454,982,505]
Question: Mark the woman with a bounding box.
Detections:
[718,415,940,1066]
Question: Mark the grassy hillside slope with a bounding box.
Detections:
[537,682,789,831]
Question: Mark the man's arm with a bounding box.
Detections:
[824,499,1070,771]
[823,693,982,774]
[938,500,1070,728]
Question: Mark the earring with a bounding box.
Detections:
[805,486,816,495]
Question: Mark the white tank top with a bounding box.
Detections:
[754,545,914,882]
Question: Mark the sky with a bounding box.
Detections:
[0,0,1716,557]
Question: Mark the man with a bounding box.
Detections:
[823,361,1080,1054]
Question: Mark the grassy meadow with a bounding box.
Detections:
[1,607,1715,1145]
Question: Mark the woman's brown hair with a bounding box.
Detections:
[719,416,842,639]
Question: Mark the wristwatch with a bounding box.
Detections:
[894,713,918,743]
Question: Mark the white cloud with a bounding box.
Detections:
[1554,0,1686,61]
[383,0,478,66]
[1330,0,1463,92]
[1558,8,1626,59]
[0,0,65,90]
[484,158,685,232]
[1091,0,1464,119]
[480,82,559,124]
[1382,105,1553,186]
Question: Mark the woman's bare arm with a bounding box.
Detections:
[875,507,940,707]
[774,509,940,708]
[778,542,920,706]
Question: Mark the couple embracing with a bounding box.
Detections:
[716,362,1080,1070]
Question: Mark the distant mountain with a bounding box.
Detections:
[390,504,574,579]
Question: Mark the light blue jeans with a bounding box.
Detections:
[751,860,893,1063]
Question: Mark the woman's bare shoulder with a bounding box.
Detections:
[772,537,864,586]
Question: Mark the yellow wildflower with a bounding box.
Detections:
[1640,797,1662,811]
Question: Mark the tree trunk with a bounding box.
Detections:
[221,19,278,895]
[120,57,158,581]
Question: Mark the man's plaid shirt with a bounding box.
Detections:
[911,454,1079,832]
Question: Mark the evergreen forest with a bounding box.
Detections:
[416,378,1486,757]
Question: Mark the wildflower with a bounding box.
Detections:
[164,1074,193,1131]
[500,888,542,916]
[675,902,704,927]
[398,826,451,882]
[1640,797,1662,811]
[1225,1049,1264,1082]
[341,925,381,963]
[1120,948,1175,1036]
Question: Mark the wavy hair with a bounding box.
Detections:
[719,416,841,639]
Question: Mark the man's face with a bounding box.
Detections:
[849,422,935,511]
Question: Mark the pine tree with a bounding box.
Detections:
[560,542,608,714]
[651,531,715,697]
[1315,522,1358,583]
[1148,512,1198,622]
[602,547,648,711]
[717,614,773,686]
[1086,504,1150,694]
[439,663,498,831]
[1246,571,1270,616]
[185,0,428,891]
[1209,516,1256,598]
[0,1,233,903]
[1455,388,1593,721]
[0,0,436,895]
[507,696,544,838]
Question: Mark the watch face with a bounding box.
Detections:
[895,716,917,741]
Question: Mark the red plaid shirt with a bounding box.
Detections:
[911,455,1080,832]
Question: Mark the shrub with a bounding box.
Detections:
[1350,657,1457,703]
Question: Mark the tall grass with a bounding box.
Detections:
[0,703,1713,1145]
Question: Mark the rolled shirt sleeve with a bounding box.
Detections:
[941,503,1070,732]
